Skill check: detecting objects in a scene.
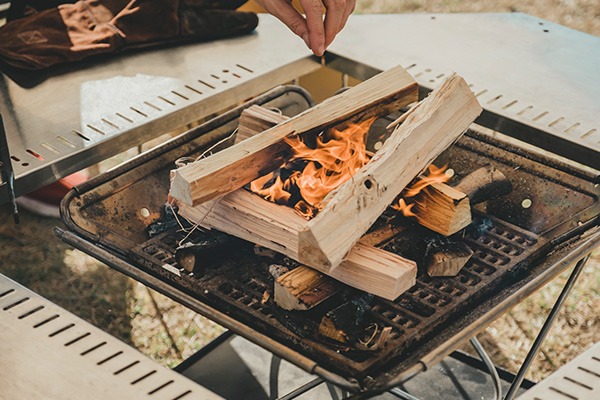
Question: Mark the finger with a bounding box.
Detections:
[339,0,355,31]
[299,0,326,56]
[257,0,310,47]
[323,0,345,48]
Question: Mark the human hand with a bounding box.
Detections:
[255,0,355,56]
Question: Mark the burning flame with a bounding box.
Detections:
[397,198,417,217]
[394,164,450,217]
[250,174,291,203]
[250,118,376,219]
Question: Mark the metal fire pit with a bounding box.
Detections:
[57,85,600,394]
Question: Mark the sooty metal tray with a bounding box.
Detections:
[58,85,600,392]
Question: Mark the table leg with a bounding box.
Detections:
[504,253,591,400]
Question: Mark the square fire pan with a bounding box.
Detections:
[57,85,600,392]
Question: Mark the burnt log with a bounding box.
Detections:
[174,232,233,273]
[318,294,374,344]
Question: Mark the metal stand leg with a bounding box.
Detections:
[386,338,502,400]
[276,377,325,400]
[389,387,421,400]
[471,336,502,400]
[326,382,341,400]
[504,254,591,400]
[270,355,282,400]
[271,353,340,400]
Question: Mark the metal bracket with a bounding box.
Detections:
[0,114,18,222]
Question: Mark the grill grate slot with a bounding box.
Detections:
[0,288,15,298]
[49,323,75,337]
[97,351,123,365]
[81,341,107,356]
[33,314,59,328]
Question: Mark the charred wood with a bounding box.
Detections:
[318,294,374,344]
[174,231,233,273]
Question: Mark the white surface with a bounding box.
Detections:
[518,341,600,399]
[329,13,600,161]
[0,275,222,400]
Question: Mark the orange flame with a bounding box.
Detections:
[396,198,417,217]
[250,172,291,204]
[249,118,375,219]
[393,165,450,217]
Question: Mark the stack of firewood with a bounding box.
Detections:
[168,65,515,314]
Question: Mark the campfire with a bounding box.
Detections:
[250,117,375,219]
[169,65,484,300]
[248,115,457,228]
[62,76,600,387]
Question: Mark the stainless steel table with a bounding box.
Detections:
[0,273,223,399]
[0,15,319,202]
[1,13,599,203]
[327,13,600,169]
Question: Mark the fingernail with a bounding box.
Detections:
[302,33,310,48]
[317,44,325,56]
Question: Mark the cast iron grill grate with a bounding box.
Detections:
[60,86,600,388]
[129,210,548,378]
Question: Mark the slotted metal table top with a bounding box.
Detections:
[1,13,600,203]
[0,15,318,202]
[327,13,600,170]
[518,341,600,400]
[0,273,222,399]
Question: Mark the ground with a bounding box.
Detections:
[1,0,599,385]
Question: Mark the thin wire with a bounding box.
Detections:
[265,107,284,116]
[167,201,189,233]
[174,128,237,167]
[179,219,203,245]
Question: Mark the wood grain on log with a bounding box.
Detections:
[169,65,417,206]
[410,183,471,236]
[236,105,290,144]
[298,74,482,270]
[175,190,416,300]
